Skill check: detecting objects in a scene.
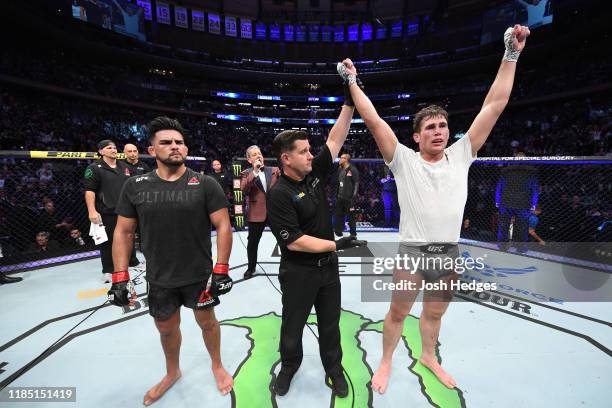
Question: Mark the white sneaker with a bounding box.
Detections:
[101,273,112,284]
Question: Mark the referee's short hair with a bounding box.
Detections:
[273,130,309,162]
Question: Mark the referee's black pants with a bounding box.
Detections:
[278,254,343,377]
[100,213,139,274]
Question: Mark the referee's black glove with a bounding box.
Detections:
[335,236,367,251]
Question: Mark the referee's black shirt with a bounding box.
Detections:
[267,144,334,263]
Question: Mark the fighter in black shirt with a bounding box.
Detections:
[111,117,234,405]
[267,94,366,397]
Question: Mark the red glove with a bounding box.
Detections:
[211,263,233,296]
[108,271,136,306]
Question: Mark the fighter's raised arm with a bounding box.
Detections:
[325,102,355,160]
[338,59,398,163]
[468,25,530,155]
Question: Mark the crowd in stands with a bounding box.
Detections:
[1,46,610,266]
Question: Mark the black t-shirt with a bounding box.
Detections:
[83,159,132,214]
[267,144,334,262]
[125,160,152,176]
[210,171,231,193]
[116,168,229,288]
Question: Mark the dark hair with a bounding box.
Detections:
[97,139,115,150]
[413,105,448,132]
[146,116,187,143]
[273,130,309,161]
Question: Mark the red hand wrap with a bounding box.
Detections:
[112,271,130,283]
[213,263,229,275]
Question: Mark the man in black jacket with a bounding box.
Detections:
[495,152,539,248]
[334,153,359,237]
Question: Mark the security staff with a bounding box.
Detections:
[84,140,139,281]
[267,94,365,397]
[124,143,152,176]
[210,159,231,194]
[334,153,359,237]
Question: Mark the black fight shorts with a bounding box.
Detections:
[147,279,218,320]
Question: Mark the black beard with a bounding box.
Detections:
[160,157,185,167]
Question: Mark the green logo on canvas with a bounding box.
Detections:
[222,310,464,408]
[84,168,94,179]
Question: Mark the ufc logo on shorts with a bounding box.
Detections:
[427,245,444,253]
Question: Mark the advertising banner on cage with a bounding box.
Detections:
[174,6,188,29]
[225,16,237,37]
[208,13,221,34]
[156,2,170,25]
[241,19,252,38]
[136,0,152,21]
[192,10,205,31]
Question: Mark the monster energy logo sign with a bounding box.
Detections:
[234,190,243,202]
[121,301,464,407]
[232,164,242,177]
[225,310,464,407]
[235,215,244,228]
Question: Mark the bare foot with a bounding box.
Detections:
[371,362,392,394]
[419,357,457,388]
[143,369,182,406]
[212,365,234,395]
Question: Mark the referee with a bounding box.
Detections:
[267,97,365,397]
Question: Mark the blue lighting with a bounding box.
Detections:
[215,92,240,98]
[255,22,266,40]
[362,23,372,41]
[284,24,294,41]
[334,24,344,42]
[296,25,307,42]
[257,117,281,123]
[270,23,281,40]
[257,95,281,101]
[216,114,240,120]
[348,23,359,41]
[322,96,340,102]
[391,20,402,38]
